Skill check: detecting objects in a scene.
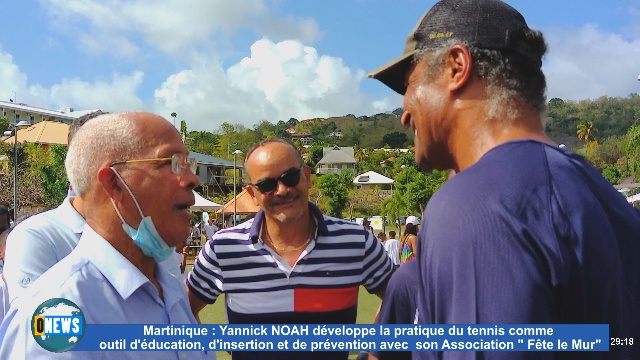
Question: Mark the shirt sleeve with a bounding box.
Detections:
[186,237,224,304]
[372,263,416,360]
[361,229,394,294]
[376,261,418,325]
[3,224,60,304]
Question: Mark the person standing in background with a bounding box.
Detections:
[400,223,417,264]
[383,230,400,267]
[203,217,218,241]
[2,111,104,305]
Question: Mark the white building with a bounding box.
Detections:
[0,100,99,125]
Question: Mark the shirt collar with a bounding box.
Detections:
[57,197,86,234]
[75,226,151,300]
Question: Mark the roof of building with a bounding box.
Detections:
[215,188,261,214]
[189,152,235,167]
[3,121,70,145]
[353,170,395,185]
[0,100,99,121]
[317,146,356,164]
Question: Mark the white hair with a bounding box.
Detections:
[65,113,145,195]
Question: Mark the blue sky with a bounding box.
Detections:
[0,0,639,131]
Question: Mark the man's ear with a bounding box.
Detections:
[97,167,123,201]
[246,185,260,206]
[446,45,473,92]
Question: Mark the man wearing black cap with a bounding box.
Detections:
[369,0,639,358]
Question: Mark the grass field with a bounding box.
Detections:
[197,284,382,360]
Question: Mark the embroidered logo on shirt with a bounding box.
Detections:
[19,275,33,287]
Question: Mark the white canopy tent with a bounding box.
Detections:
[190,191,223,212]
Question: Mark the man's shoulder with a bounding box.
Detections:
[10,205,76,237]
[319,214,366,231]
[210,223,253,244]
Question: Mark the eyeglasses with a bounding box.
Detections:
[110,153,197,175]
[249,166,303,195]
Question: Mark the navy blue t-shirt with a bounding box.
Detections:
[372,261,418,360]
[415,140,640,359]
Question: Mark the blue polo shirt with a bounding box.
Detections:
[415,140,640,359]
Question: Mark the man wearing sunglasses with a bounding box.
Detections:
[0,112,213,359]
[187,139,394,360]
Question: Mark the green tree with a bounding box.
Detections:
[286,118,299,127]
[338,169,356,190]
[0,117,9,135]
[381,131,408,148]
[39,144,69,207]
[316,174,348,218]
[180,120,188,143]
[187,131,220,156]
[381,190,408,231]
[304,143,327,168]
[601,165,623,185]
[403,170,447,213]
[577,119,596,147]
[625,124,640,178]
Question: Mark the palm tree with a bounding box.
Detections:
[381,189,408,237]
[170,112,177,128]
[577,119,595,147]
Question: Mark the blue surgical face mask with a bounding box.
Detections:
[109,168,175,262]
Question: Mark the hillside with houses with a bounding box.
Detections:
[1,94,640,219]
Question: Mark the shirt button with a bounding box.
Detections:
[182,353,187,359]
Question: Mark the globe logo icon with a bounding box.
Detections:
[31,298,86,353]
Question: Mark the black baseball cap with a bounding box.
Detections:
[368,0,542,95]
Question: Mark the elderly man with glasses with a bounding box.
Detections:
[0,112,213,360]
[187,138,394,360]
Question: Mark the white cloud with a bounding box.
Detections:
[544,24,640,101]
[0,51,29,103]
[40,0,320,57]
[0,48,144,111]
[153,39,385,131]
[31,72,146,111]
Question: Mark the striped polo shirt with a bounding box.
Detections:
[188,203,394,326]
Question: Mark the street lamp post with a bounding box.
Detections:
[4,120,30,221]
[232,149,243,226]
[227,142,238,158]
[400,165,410,238]
[401,165,409,185]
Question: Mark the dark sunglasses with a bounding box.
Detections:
[250,166,304,194]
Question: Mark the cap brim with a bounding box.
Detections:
[367,50,415,95]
